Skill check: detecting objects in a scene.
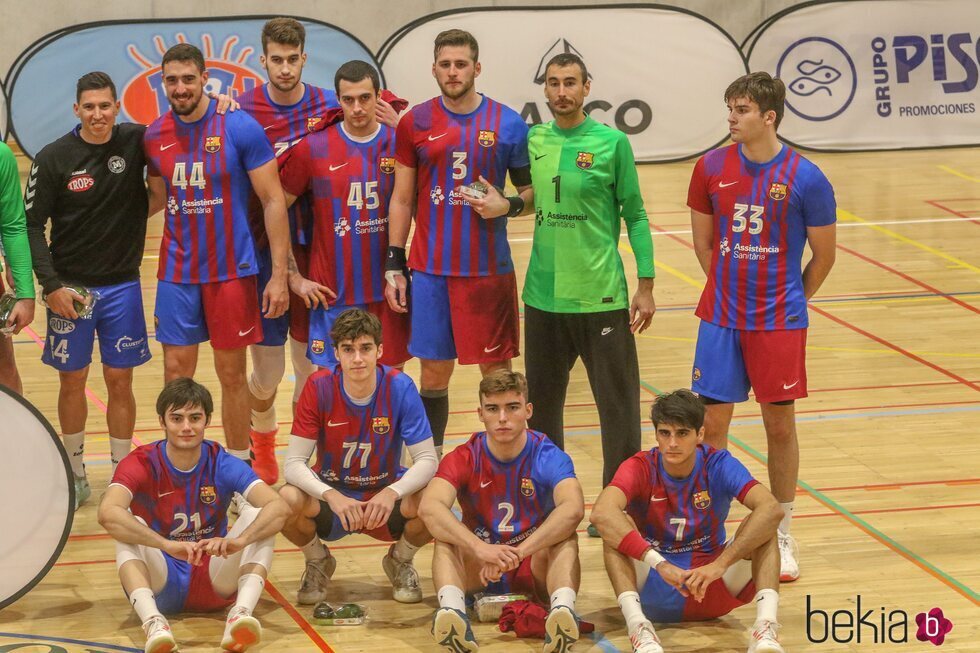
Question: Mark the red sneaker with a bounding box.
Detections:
[250,429,279,484]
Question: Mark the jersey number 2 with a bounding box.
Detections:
[170,511,202,537]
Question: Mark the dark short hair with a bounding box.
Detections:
[434,29,479,62]
[724,71,786,129]
[650,389,704,431]
[76,71,116,103]
[479,370,529,403]
[156,377,214,420]
[161,43,206,74]
[545,53,589,84]
[334,60,380,95]
[262,17,305,53]
[330,308,382,347]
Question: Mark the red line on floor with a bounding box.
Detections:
[925,199,980,227]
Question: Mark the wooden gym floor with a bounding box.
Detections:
[1,144,977,652]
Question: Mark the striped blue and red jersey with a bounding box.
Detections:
[394,95,529,277]
[280,124,396,306]
[291,364,431,498]
[110,440,260,542]
[144,102,274,284]
[687,144,836,330]
[436,430,575,546]
[610,444,758,557]
[238,83,339,245]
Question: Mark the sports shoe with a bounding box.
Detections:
[142,614,177,653]
[220,605,261,652]
[432,607,478,652]
[73,475,91,512]
[543,605,579,653]
[777,531,800,582]
[747,619,784,653]
[382,544,423,603]
[630,622,664,653]
[587,523,601,538]
[297,555,337,605]
[249,429,279,485]
[228,492,247,516]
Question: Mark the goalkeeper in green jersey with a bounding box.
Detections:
[511,52,655,495]
[0,142,36,394]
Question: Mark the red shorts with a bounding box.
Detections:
[185,554,236,612]
[155,277,263,350]
[289,244,311,343]
[485,555,546,601]
[693,322,807,403]
[639,549,755,622]
[409,271,520,365]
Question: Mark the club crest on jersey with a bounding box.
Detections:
[379,157,395,174]
[372,416,391,435]
[307,116,323,132]
[311,339,325,355]
[520,477,535,497]
[693,490,711,510]
[200,485,217,505]
[204,136,222,154]
[693,367,702,381]
[478,130,496,147]
[769,182,788,201]
[576,151,594,170]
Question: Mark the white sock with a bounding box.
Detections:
[550,587,576,611]
[300,536,329,562]
[754,588,779,624]
[437,585,466,612]
[129,587,162,623]
[434,445,444,459]
[228,448,251,462]
[617,591,650,636]
[110,437,132,474]
[63,431,85,477]
[250,406,277,433]
[778,502,794,534]
[234,573,266,613]
[392,536,420,563]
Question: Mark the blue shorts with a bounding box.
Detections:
[42,280,151,372]
[638,550,752,622]
[255,246,289,347]
[154,277,262,349]
[313,491,406,543]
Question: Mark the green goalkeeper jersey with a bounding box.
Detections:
[0,143,34,299]
[523,117,653,313]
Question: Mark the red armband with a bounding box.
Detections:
[616,530,650,561]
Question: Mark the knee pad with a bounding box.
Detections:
[290,337,316,401]
[248,345,286,400]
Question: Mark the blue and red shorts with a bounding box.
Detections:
[155,277,262,350]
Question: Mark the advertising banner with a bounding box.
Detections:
[380,6,747,162]
[7,17,377,158]
[747,0,980,151]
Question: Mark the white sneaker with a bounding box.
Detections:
[220,605,261,652]
[747,619,784,653]
[142,615,177,653]
[297,555,337,605]
[382,544,423,603]
[630,622,664,653]
[778,531,800,582]
[543,605,579,653]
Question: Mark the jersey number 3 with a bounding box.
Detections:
[732,203,764,234]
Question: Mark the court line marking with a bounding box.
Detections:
[925,199,980,227]
[838,209,980,274]
[638,380,979,606]
[0,631,141,652]
[938,165,980,183]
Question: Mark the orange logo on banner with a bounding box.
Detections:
[121,35,264,125]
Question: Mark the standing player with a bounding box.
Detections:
[0,139,35,392]
[590,390,785,653]
[98,378,290,653]
[144,44,291,465]
[238,18,402,483]
[520,53,655,495]
[279,309,436,605]
[26,72,152,509]
[279,60,410,369]
[688,72,836,581]
[385,29,533,457]
[420,370,584,653]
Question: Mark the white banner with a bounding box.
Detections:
[748,0,980,151]
[380,7,747,162]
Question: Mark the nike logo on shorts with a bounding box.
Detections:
[783,380,799,390]
[480,480,492,488]
[484,344,502,353]
[601,327,614,336]
[238,327,255,337]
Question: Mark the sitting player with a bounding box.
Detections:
[98,378,290,653]
[420,370,585,653]
[279,308,437,604]
[590,389,784,653]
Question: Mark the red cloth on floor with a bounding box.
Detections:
[498,601,594,638]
